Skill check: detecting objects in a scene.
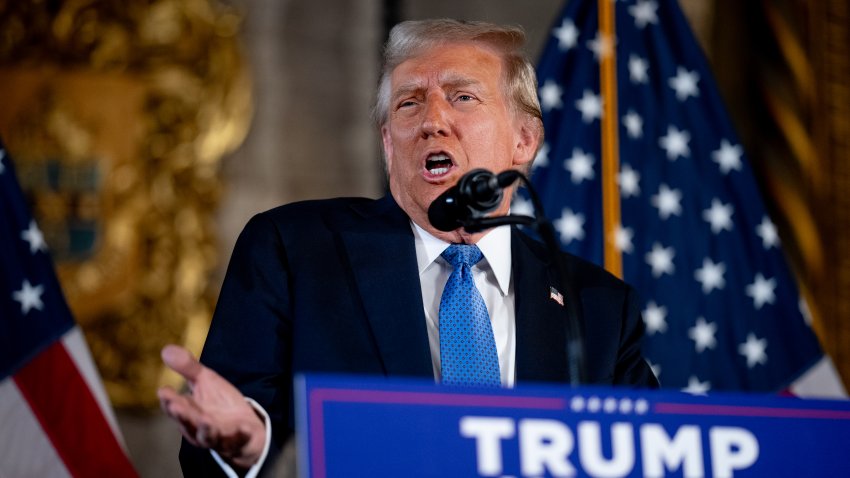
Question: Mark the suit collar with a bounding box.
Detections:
[339,195,434,378]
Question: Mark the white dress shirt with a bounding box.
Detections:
[411,221,517,387]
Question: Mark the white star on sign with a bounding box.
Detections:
[587,31,615,60]
[13,279,45,315]
[622,110,643,139]
[575,89,602,123]
[564,148,595,183]
[651,184,683,219]
[618,164,640,198]
[659,125,691,160]
[628,54,649,84]
[669,66,700,101]
[533,142,550,169]
[539,80,563,111]
[553,19,579,51]
[643,301,668,335]
[746,273,777,310]
[739,333,768,368]
[555,208,585,244]
[703,199,734,234]
[756,216,780,249]
[682,376,711,396]
[645,242,675,277]
[712,139,743,174]
[688,317,718,353]
[21,220,48,254]
[694,258,726,294]
[629,0,659,29]
[613,224,634,254]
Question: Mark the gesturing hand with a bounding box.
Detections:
[157,345,266,470]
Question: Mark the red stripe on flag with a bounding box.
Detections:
[13,340,138,477]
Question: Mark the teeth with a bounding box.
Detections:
[428,153,450,162]
[429,167,449,175]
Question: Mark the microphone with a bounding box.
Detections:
[428,168,521,232]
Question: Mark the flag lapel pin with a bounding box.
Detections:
[549,286,564,306]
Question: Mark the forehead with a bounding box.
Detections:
[390,42,504,90]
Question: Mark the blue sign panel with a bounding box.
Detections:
[296,375,850,477]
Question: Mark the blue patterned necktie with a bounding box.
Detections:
[439,244,501,387]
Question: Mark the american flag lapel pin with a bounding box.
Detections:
[549,286,564,306]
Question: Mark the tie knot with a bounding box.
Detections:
[441,244,484,269]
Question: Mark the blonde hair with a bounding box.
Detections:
[373,18,543,146]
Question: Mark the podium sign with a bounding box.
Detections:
[296,375,850,477]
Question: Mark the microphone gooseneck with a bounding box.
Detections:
[427,168,587,386]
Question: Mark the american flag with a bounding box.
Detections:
[518,0,845,395]
[0,139,138,476]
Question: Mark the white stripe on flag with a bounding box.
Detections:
[61,326,126,448]
[790,356,848,399]
[0,379,72,478]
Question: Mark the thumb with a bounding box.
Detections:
[161,344,204,382]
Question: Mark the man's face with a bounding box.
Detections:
[381,42,537,243]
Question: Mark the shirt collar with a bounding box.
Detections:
[411,221,512,296]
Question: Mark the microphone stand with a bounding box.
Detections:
[462,172,587,386]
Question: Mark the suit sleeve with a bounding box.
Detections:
[614,285,660,388]
[179,212,294,477]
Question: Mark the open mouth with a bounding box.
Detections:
[425,153,454,177]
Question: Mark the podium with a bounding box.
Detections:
[295,374,850,477]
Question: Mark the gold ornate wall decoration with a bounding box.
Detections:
[0,0,252,408]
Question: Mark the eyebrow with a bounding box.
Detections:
[391,75,484,104]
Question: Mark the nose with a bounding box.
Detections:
[420,95,451,138]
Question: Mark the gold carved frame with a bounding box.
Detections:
[0,0,251,408]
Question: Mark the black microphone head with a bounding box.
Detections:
[428,187,465,232]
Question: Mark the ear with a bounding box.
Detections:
[381,124,395,171]
[511,117,542,169]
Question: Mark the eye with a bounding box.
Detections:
[455,94,476,102]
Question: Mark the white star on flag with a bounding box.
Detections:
[712,139,743,174]
[21,220,48,254]
[669,66,700,101]
[618,164,641,198]
[629,0,659,29]
[533,142,550,169]
[682,376,711,396]
[756,216,780,249]
[739,333,768,368]
[643,301,668,335]
[554,208,585,244]
[659,125,691,160]
[575,89,602,123]
[510,196,534,217]
[553,19,579,51]
[645,242,676,277]
[689,317,718,353]
[587,31,615,60]
[628,54,649,84]
[564,148,595,183]
[613,224,634,254]
[651,183,683,219]
[694,258,726,294]
[622,110,643,139]
[539,80,563,111]
[12,279,45,315]
[702,198,734,234]
[746,273,777,309]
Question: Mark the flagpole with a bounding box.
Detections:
[599,0,623,278]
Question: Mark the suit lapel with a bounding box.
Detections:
[339,196,433,378]
[513,230,569,383]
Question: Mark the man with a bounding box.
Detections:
[159,18,658,477]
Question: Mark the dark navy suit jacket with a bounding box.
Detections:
[179,195,657,476]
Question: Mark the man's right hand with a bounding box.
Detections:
[157,345,266,470]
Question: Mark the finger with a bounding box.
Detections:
[161,345,204,382]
